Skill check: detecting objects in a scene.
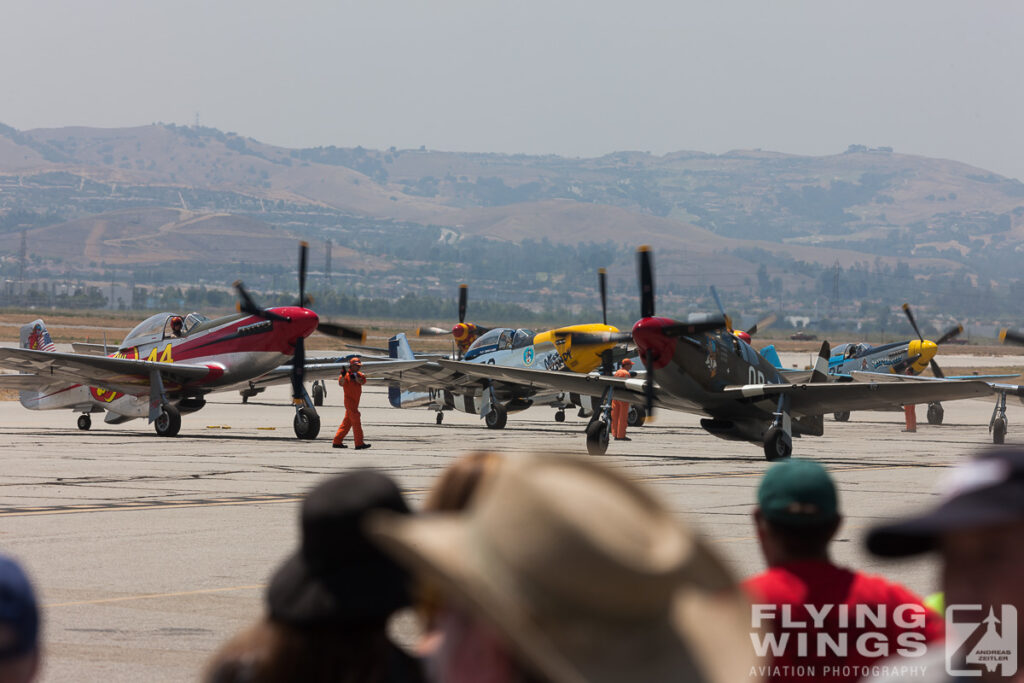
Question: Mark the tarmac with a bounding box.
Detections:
[0,382,1019,682]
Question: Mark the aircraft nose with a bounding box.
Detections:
[921,339,938,361]
[294,307,320,338]
[631,317,677,369]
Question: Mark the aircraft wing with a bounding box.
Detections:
[70,342,114,356]
[0,347,213,395]
[0,374,60,390]
[718,377,995,416]
[435,360,655,406]
[246,359,428,390]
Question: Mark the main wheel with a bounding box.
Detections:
[293,407,321,440]
[554,410,566,423]
[484,405,507,430]
[585,420,610,455]
[926,403,944,426]
[312,383,325,407]
[628,405,646,427]
[764,427,792,461]
[993,416,1007,444]
[436,412,444,425]
[154,405,182,437]
[241,395,249,404]
[833,411,851,422]
[77,414,91,431]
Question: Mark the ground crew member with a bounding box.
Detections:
[610,358,634,441]
[902,368,917,432]
[333,357,370,450]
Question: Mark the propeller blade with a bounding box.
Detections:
[662,316,729,338]
[901,303,924,341]
[638,246,655,319]
[709,285,733,331]
[234,280,289,322]
[458,284,468,324]
[935,323,963,346]
[291,337,306,402]
[317,321,366,343]
[556,331,633,346]
[1001,329,1024,346]
[416,326,451,337]
[600,348,614,376]
[929,358,945,379]
[747,313,777,337]
[598,268,608,326]
[892,354,922,375]
[297,241,308,309]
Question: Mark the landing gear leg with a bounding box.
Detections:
[990,391,1008,445]
[77,414,91,431]
[833,411,850,422]
[585,387,613,455]
[926,402,944,426]
[764,394,793,461]
[480,382,507,430]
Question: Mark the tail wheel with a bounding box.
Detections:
[628,405,646,427]
[154,405,182,437]
[293,407,321,440]
[436,412,444,425]
[993,416,1008,444]
[484,405,508,430]
[585,420,610,455]
[764,427,792,461]
[77,414,91,431]
[311,382,325,407]
[554,410,566,423]
[833,411,851,422]
[926,403,944,425]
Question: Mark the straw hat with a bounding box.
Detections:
[369,454,755,683]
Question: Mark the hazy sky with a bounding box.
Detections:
[3,1,1023,178]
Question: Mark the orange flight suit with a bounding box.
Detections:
[333,368,367,446]
[611,367,631,439]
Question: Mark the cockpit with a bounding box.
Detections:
[843,343,868,359]
[120,312,209,348]
[464,328,535,359]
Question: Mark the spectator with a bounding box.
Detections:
[422,451,504,513]
[370,454,755,683]
[867,447,1024,682]
[205,471,423,683]
[744,459,942,683]
[0,554,40,683]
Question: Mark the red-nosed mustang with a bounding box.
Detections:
[431,247,1006,460]
[0,244,420,438]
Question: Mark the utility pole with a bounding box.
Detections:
[18,230,27,302]
[831,260,840,319]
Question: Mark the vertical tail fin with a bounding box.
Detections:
[388,333,415,360]
[21,319,56,352]
[760,344,783,370]
[810,341,831,383]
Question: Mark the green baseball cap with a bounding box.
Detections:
[757,459,838,526]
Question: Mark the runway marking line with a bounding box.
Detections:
[45,584,265,608]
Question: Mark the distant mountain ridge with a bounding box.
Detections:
[0,122,1022,322]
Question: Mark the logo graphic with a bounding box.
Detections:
[946,605,1018,677]
[523,347,534,366]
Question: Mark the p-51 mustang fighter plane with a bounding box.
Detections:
[431,247,999,459]
[384,269,636,428]
[0,243,420,439]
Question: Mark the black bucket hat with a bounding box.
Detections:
[867,448,1024,557]
[267,470,411,626]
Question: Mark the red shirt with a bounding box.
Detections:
[743,560,943,683]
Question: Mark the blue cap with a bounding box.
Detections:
[0,556,39,660]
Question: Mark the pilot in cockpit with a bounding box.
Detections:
[170,316,184,338]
